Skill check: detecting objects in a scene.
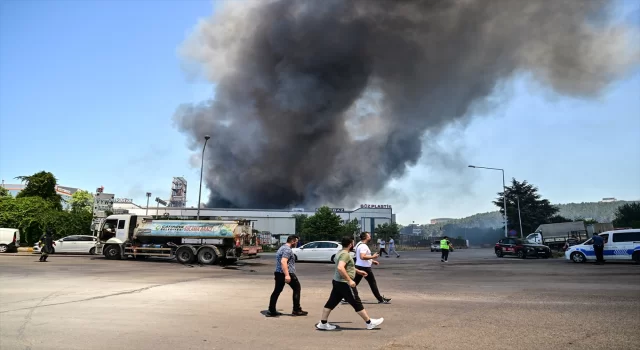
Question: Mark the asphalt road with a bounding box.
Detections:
[1,249,639,350]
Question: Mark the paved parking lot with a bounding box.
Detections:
[1,249,639,350]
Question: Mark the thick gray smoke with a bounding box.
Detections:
[174,0,638,209]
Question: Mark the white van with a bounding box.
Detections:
[0,228,21,253]
[565,229,640,263]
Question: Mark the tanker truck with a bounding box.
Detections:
[95,214,261,265]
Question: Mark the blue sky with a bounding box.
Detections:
[1,0,639,225]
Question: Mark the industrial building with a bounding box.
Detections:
[112,203,395,237]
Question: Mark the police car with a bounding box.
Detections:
[565,229,640,263]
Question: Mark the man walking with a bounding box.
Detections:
[343,232,391,304]
[38,228,55,262]
[440,236,452,262]
[592,233,605,265]
[388,237,400,258]
[316,236,384,331]
[378,238,388,257]
[267,235,308,317]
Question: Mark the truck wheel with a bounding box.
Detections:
[570,252,586,263]
[104,245,121,260]
[197,247,217,265]
[176,246,196,264]
[517,250,526,259]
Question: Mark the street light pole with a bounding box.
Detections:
[516,195,524,239]
[197,135,211,220]
[145,192,151,216]
[468,165,508,238]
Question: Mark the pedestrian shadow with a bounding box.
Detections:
[315,322,380,332]
[259,310,293,317]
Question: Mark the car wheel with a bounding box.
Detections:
[0,244,8,253]
[495,249,503,258]
[104,245,121,260]
[570,251,586,263]
[517,250,526,259]
[89,247,96,255]
[542,253,550,259]
[330,254,336,263]
[632,251,640,264]
[294,254,298,262]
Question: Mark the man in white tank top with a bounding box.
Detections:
[342,232,391,304]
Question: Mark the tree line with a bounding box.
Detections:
[0,171,94,244]
[406,178,640,245]
[292,206,400,244]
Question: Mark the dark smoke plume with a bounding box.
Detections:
[174,0,638,209]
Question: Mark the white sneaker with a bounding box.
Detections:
[316,322,337,330]
[340,299,348,305]
[366,318,384,330]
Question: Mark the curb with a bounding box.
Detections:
[17,247,34,252]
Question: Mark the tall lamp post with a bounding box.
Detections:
[145,192,151,215]
[468,165,508,238]
[197,135,211,220]
[516,195,524,239]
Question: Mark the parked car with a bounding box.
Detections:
[565,229,640,263]
[495,238,551,259]
[0,228,20,253]
[291,241,356,263]
[33,235,98,255]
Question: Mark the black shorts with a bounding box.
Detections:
[324,280,364,312]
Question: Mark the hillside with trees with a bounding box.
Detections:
[406,179,638,246]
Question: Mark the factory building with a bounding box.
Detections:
[113,203,395,237]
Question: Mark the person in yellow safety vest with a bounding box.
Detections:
[440,236,452,263]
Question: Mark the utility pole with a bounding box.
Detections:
[197,135,211,220]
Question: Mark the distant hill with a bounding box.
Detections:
[417,200,638,230]
[402,200,638,246]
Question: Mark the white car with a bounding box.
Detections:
[34,235,98,255]
[565,229,640,263]
[292,241,356,263]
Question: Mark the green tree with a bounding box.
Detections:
[494,178,558,236]
[548,215,573,223]
[374,222,400,240]
[70,190,93,212]
[302,206,343,241]
[15,171,62,210]
[612,203,640,228]
[0,187,10,197]
[292,214,308,234]
[341,218,360,238]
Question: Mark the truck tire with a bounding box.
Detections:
[176,246,196,264]
[104,245,121,260]
[197,247,217,265]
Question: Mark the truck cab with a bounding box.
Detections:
[95,214,149,255]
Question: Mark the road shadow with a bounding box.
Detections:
[259,310,294,317]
